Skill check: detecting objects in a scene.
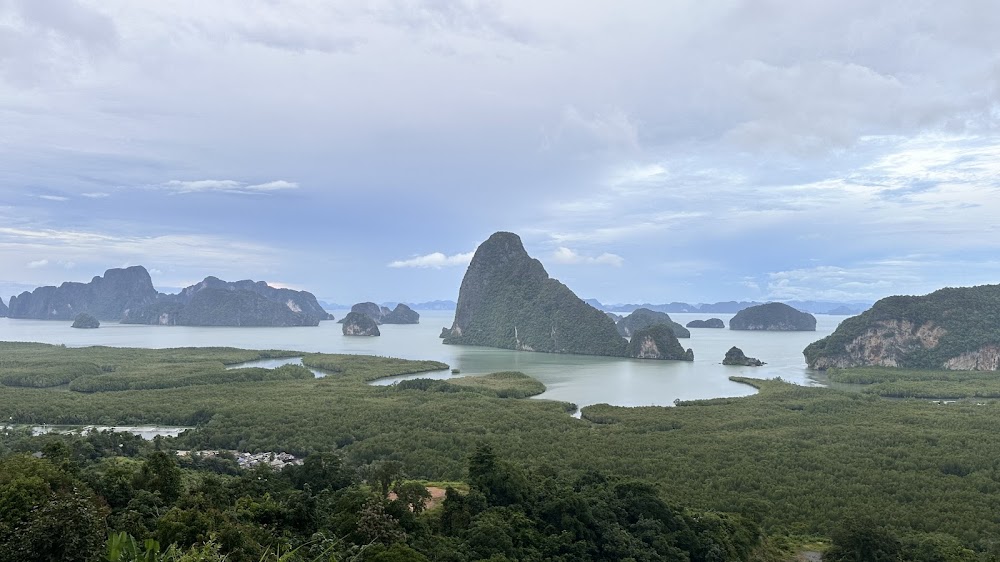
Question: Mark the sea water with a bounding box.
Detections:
[0,311,844,408]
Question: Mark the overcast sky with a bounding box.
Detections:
[2,0,999,305]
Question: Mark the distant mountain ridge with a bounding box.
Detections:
[585,298,870,315]
[318,300,456,311]
[0,297,7,317]
[9,267,332,327]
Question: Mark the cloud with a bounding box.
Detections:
[81,192,110,198]
[548,106,641,153]
[245,180,299,191]
[0,0,118,85]
[37,195,69,201]
[388,251,475,269]
[0,227,283,273]
[162,179,299,194]
[551,247,624,267]
[26,259,48,268]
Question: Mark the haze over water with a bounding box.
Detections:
[0,311,844,408]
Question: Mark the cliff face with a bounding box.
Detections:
[342,311,380,336]
[0,297,7,317]
[804,285,1000,370]
[626,324,694,361]
[443,232,627,356]
[616,309,690,339]
[8,266,158,320]
[730,303,816,331]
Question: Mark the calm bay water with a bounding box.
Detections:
[0,311,844,408]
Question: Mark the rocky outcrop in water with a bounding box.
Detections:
[687,318,725,329]
[730,303,816,331]
[342,311,380,336]
[7,266,159,321]
[383,303,419,324]
[338,302,388,324]
[122,276,332,327]
[804,285,1000,370]
[442,232,627,356]
[71,313,100,329]
[177,277,332,323]
[626,324,694,361]
[722,346,763,366]
[616,308,690,339]
[0,297,7,317]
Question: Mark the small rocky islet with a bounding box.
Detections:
[341,311,380,336]
[686,318,725,328]
[722,346,764,366]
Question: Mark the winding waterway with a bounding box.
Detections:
[0,311,845,408]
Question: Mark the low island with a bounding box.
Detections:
[730,302,816,331]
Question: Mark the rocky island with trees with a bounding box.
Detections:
[71,312,100,329]
[441,232,693,361]
[341,311,381,336]
[615,308,690,339]
[730,302,817,331]
[338,302,420,325]
[805,284,1000,370]
[686,318,725,328]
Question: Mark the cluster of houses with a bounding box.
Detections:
[177,449,303,470]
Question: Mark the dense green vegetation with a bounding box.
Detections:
[826,367,1000,399]
[805,284,1000,369]
[3,342,1000,559]
[0,430,777,562]
[396,371,549,400]
[443,232,627,357]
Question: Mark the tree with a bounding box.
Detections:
[827,517,903,562]
[134,452,181,504]
[393,482,431,514]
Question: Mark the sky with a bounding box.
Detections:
[1,0,999,305]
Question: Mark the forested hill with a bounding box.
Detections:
[443,232,627,356]
[805,284,1000,370]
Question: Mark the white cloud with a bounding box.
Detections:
[37,195,68,201]
[245,180,298,191]
[27,259,49,268]
[81,192,110,198]
[551,247,624,267]
[388,251,475,269]
[162,179,298,194]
